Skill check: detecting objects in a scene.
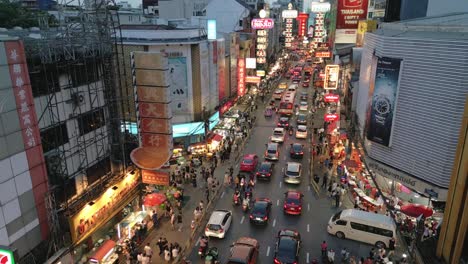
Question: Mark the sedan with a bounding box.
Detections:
[273,89,284,100]
[302,81,310,88]
[274,229,301,264]
[283,191,303,215]
[270,128,286,143]
[284,162,302,184]
[256,162,274,180]
[240,154,258,172]
[299,101,308,112]
[249,198,272,225]
[296,113,307,125]
[289,143,304,159]
[265,143,279,161]
[277,117,290,128]
[295,125,307,139]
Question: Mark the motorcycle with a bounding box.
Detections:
[204,247,219,264]
[242,197,250,212]
[288,127,294,136]
[233,193,241,205]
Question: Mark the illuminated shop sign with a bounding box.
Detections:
[324,64,340,90]
[324,94,340,102]
[251,18,274,29]
[246,58,256,69]
[315,51,331,58]
[0,248,15,264]
[207,20,217,40]
[311,2,331,12]
[237,58,246,96]
[324,113,339,122]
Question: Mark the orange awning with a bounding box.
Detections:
[211,134,223,142]
[90,240,116,262]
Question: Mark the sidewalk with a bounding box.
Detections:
[137,120,255,263]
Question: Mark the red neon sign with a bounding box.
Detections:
[237,58,246,96]
[324,94,340,103]
[324,113,339,122]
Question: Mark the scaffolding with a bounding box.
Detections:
[5,0,134,262]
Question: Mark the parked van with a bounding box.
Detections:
[327,209,396,248]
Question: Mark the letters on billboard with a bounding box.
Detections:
[365,57,402,147]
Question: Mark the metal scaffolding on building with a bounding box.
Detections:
[6,0,135,262]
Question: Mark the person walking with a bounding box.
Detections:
[388,237,396,258]
[144,243,153,259]
[321,173,328,189]
[152,210,158,228]
[205,187,210,202]
[157,237,164,256]
[321,241,328,258]
[177,212,183,231]
[170,212,176,230]
[335,190,341,208]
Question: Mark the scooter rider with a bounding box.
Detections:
[233,190,241,204]
[199,235,209,256]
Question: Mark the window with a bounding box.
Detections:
[222,213,230,225]
[28,56,61,97]
[350,222,393,237]
[350,222,367,231]
[71,58,102,87]
[77,108,105,136]
[336,220,347,226]
[239,20,243,27]
[41,123,69,153]
[86,156,111,185]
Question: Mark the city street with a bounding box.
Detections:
[187,75,374,263]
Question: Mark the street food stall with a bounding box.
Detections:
[188,142,208,157]
[116,211,149,241]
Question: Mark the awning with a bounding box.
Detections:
[89,240,116,262]
[211,134,223,142]
[400,204,433,218]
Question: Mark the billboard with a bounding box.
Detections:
[246,58,256,69]
[217,39,226,101]
[311,1,331,12]
[142,170,170,185]
[207,20,217,40]
[335,0,369,44]
[282,9,298,18]
[168,56,188,115]
[297,13,309,37]
[365,57,402,147]
[356,20,378,47]
[251,18,275,29]
[324,64,340,90]
[0,248,15,264]
[237,58,246,96]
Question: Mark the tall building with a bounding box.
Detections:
[354,11,468,217]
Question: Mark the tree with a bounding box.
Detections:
[0,0,45,28]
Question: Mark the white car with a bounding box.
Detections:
[273,89,284,100]
[205,210,232,238]
[295,125,308,139]
[270,127,286,143]
[284,162,302,184]
[299,101,308,111]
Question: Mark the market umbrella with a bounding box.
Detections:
[143,193,166,207]
[400,204,433,218]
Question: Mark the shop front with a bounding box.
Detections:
[70,171,148,264]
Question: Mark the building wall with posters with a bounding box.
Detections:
[120,26,219,125]
[354,15,468,201]
[0,39,48,258]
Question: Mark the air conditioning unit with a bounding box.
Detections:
[71,92,85,106]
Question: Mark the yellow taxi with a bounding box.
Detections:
[278,82,288,89]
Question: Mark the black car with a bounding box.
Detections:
[274,229,301,264]
[289,143,304,159]
[249,198,272,225]
[296,113,307,125]
[277,117,290,128]
[256,162,274,180]
[300,92,308,100]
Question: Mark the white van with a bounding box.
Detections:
[327,209,396,248]
[288,84,298,92]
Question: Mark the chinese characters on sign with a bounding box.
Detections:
[285,18,294,48]
[256,29,268,64]
[312,13,325,49]
[297,13,309,37]
[324,64,340,90]
[142,170,170,185]
[237,58,246,96]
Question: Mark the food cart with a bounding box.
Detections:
[88,240,118,264]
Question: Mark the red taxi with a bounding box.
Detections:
[283,191,304,215]
[240,154,258,172]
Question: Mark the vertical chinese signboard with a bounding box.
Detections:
[237,58,246,97]
[130,52,173,177]
[282,4,297,49]
[365,57,402,147]
[217,39,226,102]
[324,64,340,90]
[335,0,369,44]
[0,247,15,264]
[297,13,309,37]
[4,41,50,240]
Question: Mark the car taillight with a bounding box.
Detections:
[298,206,302,210]
[283,204,287,209]
[218,228,224,233]
[263,216,268,220]
[266,173,271,176]
[277,123,281,126]
[274,258,281,264]
[299,151,304,154]
[249,215,254,219]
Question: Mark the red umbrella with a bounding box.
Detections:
[400,204,433,218]
[144,193,166,207]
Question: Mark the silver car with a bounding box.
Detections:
[270,127,285,143]
[284,162,302,184]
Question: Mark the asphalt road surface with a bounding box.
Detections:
[187,75,374,263]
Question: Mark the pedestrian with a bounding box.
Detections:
[321,174,328,189]
[369,248,376,260]
[328,249,335,263]
[177,212,183,231]
[335,190,341,207]
[321,241,328,257]
[157,237,164,255]
[388,237,396,257]
[341,247,350,263]
[144,243,153,259]
[355,195,360,208]
[191,219,196,230]
[205,187,210,202]
[170,212,176,230]
[164,247,171,262]
[199,200,204,211]
[152,210,158,228]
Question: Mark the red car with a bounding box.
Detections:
[283,191,304,215]
[240,154,258,172]
[302,81,310,88]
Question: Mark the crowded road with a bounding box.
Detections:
[187,71,374,263]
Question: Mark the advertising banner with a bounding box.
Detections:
[356,20,377,47]
[168,56,188,115]
[207,20,217,40]
[311,1,331,12]
[0,248,15,264]
[324,113,339,122]
[217,39,226,101]
[324,64,340,90]
[365,57,402,147]
[324,94,340,102]
[245,76,261,83]
[297,13,309,37]
[315,51,331,58]
[246,58,256,69]
[251,18,274,29]
[142,170,170,185]
[335,0,369,43]
[237,58,246,96]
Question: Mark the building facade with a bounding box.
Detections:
[203,0,253,34]
[354,14,468,204]
[118,25,224,146]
